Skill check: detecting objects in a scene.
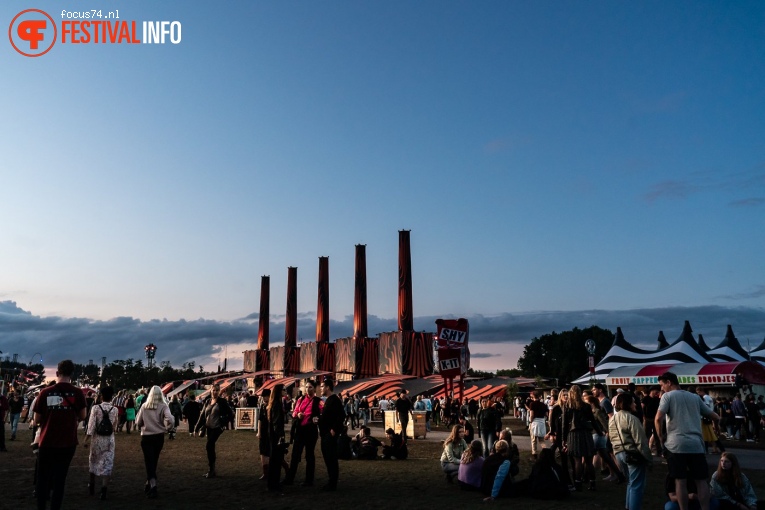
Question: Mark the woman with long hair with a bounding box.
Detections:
[710,452,762,510]
[546,389,574,489]
[83,386,118,500]
[457,439,485,491]
[587,394,626,484]
[135,385,174,499]
[609,393,651,510]
[440,424,468,483]
[267,383,286,493]
[562,384,597,491]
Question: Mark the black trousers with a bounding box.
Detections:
[140,433,165,482]
[205,427,223,470]
[36,446,76,510]
[320,434,339,488]
[398,413,409,442]
[286,428,318,483]
[267,439,285,491]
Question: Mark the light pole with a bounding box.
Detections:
[585,339,597,385]
[145,343,157,369]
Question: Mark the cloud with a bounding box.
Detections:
[642,167,765,204]
[729,197,765,208]
[469,352,502,359]
[2,301,764,373]
[483,134,532,154]
[642,179,704,202]
[718,285,765,300]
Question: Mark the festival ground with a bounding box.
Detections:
[2,416,763,510]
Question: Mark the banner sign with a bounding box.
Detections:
[435,318,470,376]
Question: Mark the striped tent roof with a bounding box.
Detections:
[751,337,765,364]
[706,325,750,362]
[572,321,715,384]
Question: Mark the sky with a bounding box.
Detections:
[2,1,764,377]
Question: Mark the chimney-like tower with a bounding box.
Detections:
[316,257,330,343]
[257,275,270,350]
[398,230,414,332]
[285,266,298,348]
[353,244,368,339]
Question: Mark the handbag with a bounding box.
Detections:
[615,413,644,465]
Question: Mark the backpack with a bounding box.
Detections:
[95,405,114,436]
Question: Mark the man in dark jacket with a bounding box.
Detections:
[318,378,344,491]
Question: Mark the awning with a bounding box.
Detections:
[160,382,174,395]
[166,380,196,398]
[335,374,416,397]
[606,361,765,387]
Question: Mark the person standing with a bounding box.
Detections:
[195,384,232,478]
[135,385,174,499]
[182,394,201,435]
[32,359,87,510]
[527,390,548,459]
[655,371,720,510]
[318,378,344,491]
[641,387,661,454]
[8,392,24,441]
[394,390,413,444]
[477,398,501,457]
[0,391,8,452]
[283,379,321,486]
[83,386,119,500]
[609,392,651,510]
[267,383,286,493]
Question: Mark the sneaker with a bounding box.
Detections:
[746,439,754,443]
[603,474,617,482]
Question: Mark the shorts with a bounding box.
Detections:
[667,452,708,481]
[592,434,607,450]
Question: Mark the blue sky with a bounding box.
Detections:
[1,1,764,374]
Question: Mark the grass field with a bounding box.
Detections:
[2,418,763,510]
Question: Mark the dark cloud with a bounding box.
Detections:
[470,353,502,359]
[2,301,764,370]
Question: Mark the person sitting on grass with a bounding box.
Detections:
[382,427,408,460]
[457,439,484,491]
[710,452,764,510]
[481,439,521,502]
[440,425,467,483]
[352,427,382,460]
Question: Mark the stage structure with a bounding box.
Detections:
[243,275,271,376]
[272,266,300,377]
[335,245,379,381]
[377,231,434,377]
[300,257,336,374]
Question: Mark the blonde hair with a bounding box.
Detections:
[143,385,167,410]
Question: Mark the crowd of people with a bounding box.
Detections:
[3,360,764,510]
[439,372,765,509]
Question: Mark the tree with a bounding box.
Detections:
[496,368,522,377]
[516,326,613,384]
